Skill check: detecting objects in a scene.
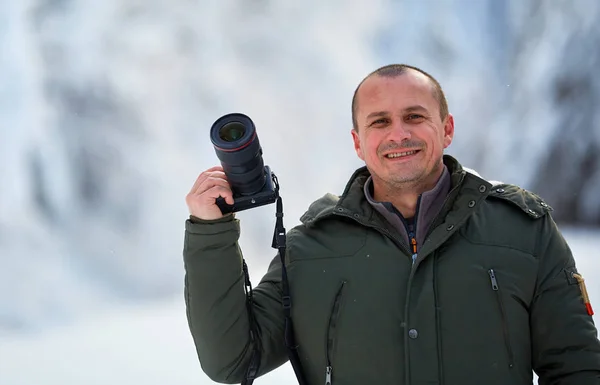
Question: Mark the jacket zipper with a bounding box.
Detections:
[330,172,468,385]
[407,194,421,265]
[488,269,515,368]
[325,281,346,385]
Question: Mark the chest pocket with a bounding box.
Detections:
[433,229,538,380]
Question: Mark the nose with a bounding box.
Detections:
[388,119,411,142]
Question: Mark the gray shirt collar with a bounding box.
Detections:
[363,165,452,255]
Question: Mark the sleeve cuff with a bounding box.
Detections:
[185,214,239,236]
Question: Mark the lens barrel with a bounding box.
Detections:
[210,113,266,196]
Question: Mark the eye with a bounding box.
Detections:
[406,114,425,121]
[370,118,389,126]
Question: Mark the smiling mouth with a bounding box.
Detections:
[385,150,420,159]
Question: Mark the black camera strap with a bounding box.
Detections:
[271,179,309,385]
[241,174,308,385]
[241,258,262,384]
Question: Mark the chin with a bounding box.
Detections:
[388,168,427,183]
[390,175,421,185]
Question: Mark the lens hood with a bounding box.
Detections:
[210,113,256,151]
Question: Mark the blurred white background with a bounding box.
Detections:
[1,0,599,384]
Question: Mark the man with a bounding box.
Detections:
[183,64,600,384]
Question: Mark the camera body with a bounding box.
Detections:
[210,113,279,214]
[215,165,278,214]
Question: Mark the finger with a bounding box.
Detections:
[206,170,227,180]
[201,185,234,205]
[189,168,226,194]
[189,173,208,194]
[194,178,234,205]
[196,175,231,195]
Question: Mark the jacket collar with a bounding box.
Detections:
[300,154,492,228]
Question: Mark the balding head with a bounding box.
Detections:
[352,64,448,131]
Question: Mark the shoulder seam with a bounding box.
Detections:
[486,184,553,219]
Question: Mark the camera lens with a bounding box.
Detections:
[219,122,246,142]
[210,113,266,196]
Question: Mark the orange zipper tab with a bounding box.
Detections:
[411,237,417,254]
[410,236,418,264]
[573,273,595,316]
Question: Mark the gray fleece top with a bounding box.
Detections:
[363,165,451,259]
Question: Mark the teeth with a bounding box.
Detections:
[386,150,417,158]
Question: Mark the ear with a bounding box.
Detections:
[351,128,365,161]
[442,113,455,149]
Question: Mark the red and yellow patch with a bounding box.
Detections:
[573,273,594,316]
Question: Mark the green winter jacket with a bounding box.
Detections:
[183,155,600,385]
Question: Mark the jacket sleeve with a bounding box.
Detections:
[183,215,289,383]
[531,214,600,384]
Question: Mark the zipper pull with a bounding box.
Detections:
[488,269,499,290]
[409,232,418,264]
[325,366,332,385]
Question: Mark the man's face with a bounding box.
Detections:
[351,71,454,189]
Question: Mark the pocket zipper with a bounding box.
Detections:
[488,269,515,369]
[325,281,346,385]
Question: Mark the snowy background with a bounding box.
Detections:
[1,0,599,384]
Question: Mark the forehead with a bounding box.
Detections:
[356,72,437,115]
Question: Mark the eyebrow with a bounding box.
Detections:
[366,111,388,120]
[365,105,429,121]
[404,105,428,113]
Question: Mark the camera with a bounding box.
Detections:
[210,113,278,214]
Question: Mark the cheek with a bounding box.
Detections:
[429,130,446,150]
[366,139,382,160]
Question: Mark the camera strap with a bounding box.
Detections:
[272,183,309,385]
[241,257,262,384]
[241,174,308,385]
